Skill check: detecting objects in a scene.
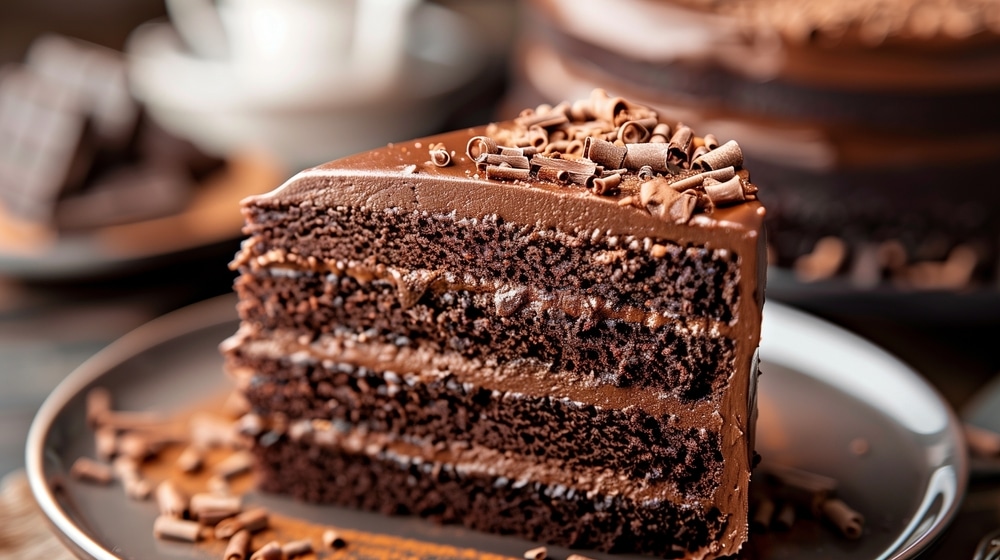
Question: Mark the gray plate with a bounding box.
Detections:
[26,296,966,559]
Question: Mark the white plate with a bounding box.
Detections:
[26,296,966,559]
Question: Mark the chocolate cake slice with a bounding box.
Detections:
[223,90,766,559]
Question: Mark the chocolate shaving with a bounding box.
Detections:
[774,502,796,531]
[622,143,670,173]
[637,165,655,180]
[213,450,254,479]
[819,498,864,539]
[86,387,111,427]
[190,493,242,521]
[668,194,698,224]
[667,125,694,165]
[693,139,743,171]
[282,539,314,558]
[176,445,204,473]
[617,119,653,144]
[466,136,498,160]
[478,153,530,170]
[154,515,203,542]
[589,89,629,123]
[250,541,283,560]
[524,546,548,560]
[703,133,719,150]
[485,165,530,182]
[703,176,746,206]
[500,146,538,157]
[592,173,621,195]
[155,480,188,518]
[667,167,736,192]
[650,123,671,143]
[216,507,270,539]
[526,125,548,149]
[691,145,709,162]
[583,137,626,169]
[536,167,569,184]
[531,155,597,177]
[95,426,117,461]
[751,497,775,533]
[224,529,251,560]
[428,143,451,167]
[113,456,152,500]
[323,529,347,549]
[70,457,113,484]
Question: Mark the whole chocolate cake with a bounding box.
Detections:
[513,0,1000,290]
[223,90,765,559]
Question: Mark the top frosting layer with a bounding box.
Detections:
[258,89,765,248]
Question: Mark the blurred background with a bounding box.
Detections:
[0,0,999,555]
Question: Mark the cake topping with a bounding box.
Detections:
[464,90,756,225]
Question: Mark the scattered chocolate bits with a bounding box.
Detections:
[470,90,755,224]
[69,457,113,485]
[323,528,348,549]
[523,545,547,560]
[756,464,866,540]
[224,529,252,560]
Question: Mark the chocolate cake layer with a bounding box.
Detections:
[234,268,736,395]
[228,95,765,559]
[238,203,742,324]
[253,431,728,558]
[230,343,724,495]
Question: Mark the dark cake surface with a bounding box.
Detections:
[227,91,765,559]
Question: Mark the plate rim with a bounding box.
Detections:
[25,296,968,559]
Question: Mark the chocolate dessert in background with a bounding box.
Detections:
[0,34,224,232]
[510,0,1000,291]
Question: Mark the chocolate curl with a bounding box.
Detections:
[176,445,205,473]
[766,464,837,513]
[154,515,202,542]
[592,173,621,195]
[622,143,670,173]
[583,137,626,170]
[548,128,568,143]
[691,145,709,162]
[117,432,159,460]
[569,99,593,121]
[113,456,152,500]
[589,88,629,124]
[537,167,569,184]
[640,178,697,224]
[667,125,694,165]
[500,146,537,157]
[428,143,451,167]
[617,119,653,144]
[820,498,864,539]
[224,529,251,560]
[190,413,239,449]
[156,480,188,518]
[190,492,242,521]
[527,125,548,150]
[250,541,283,560]
[213,450,254,479]
[703,133,719,150]
[650,123,671,143]
[466,136,498,160]
[478,153,530,169]
[637,165,655,180]
[668,166,736,192]
[531,154,597,177]
[751,497,775,533]
[86,387,111,427]
[282,539,314,558]
[703,176,746,206]
[774,502,796,531]
[693,139,743,171]
[323,529,347,549]
[216,507,269,539]
[524,546,547,560]
[795,236,847,283]
[563,139,585,157]
[70,457,113,485]
[94,426,117,461]
[485,164,530,182]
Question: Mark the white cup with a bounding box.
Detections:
[165,0,419,96]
